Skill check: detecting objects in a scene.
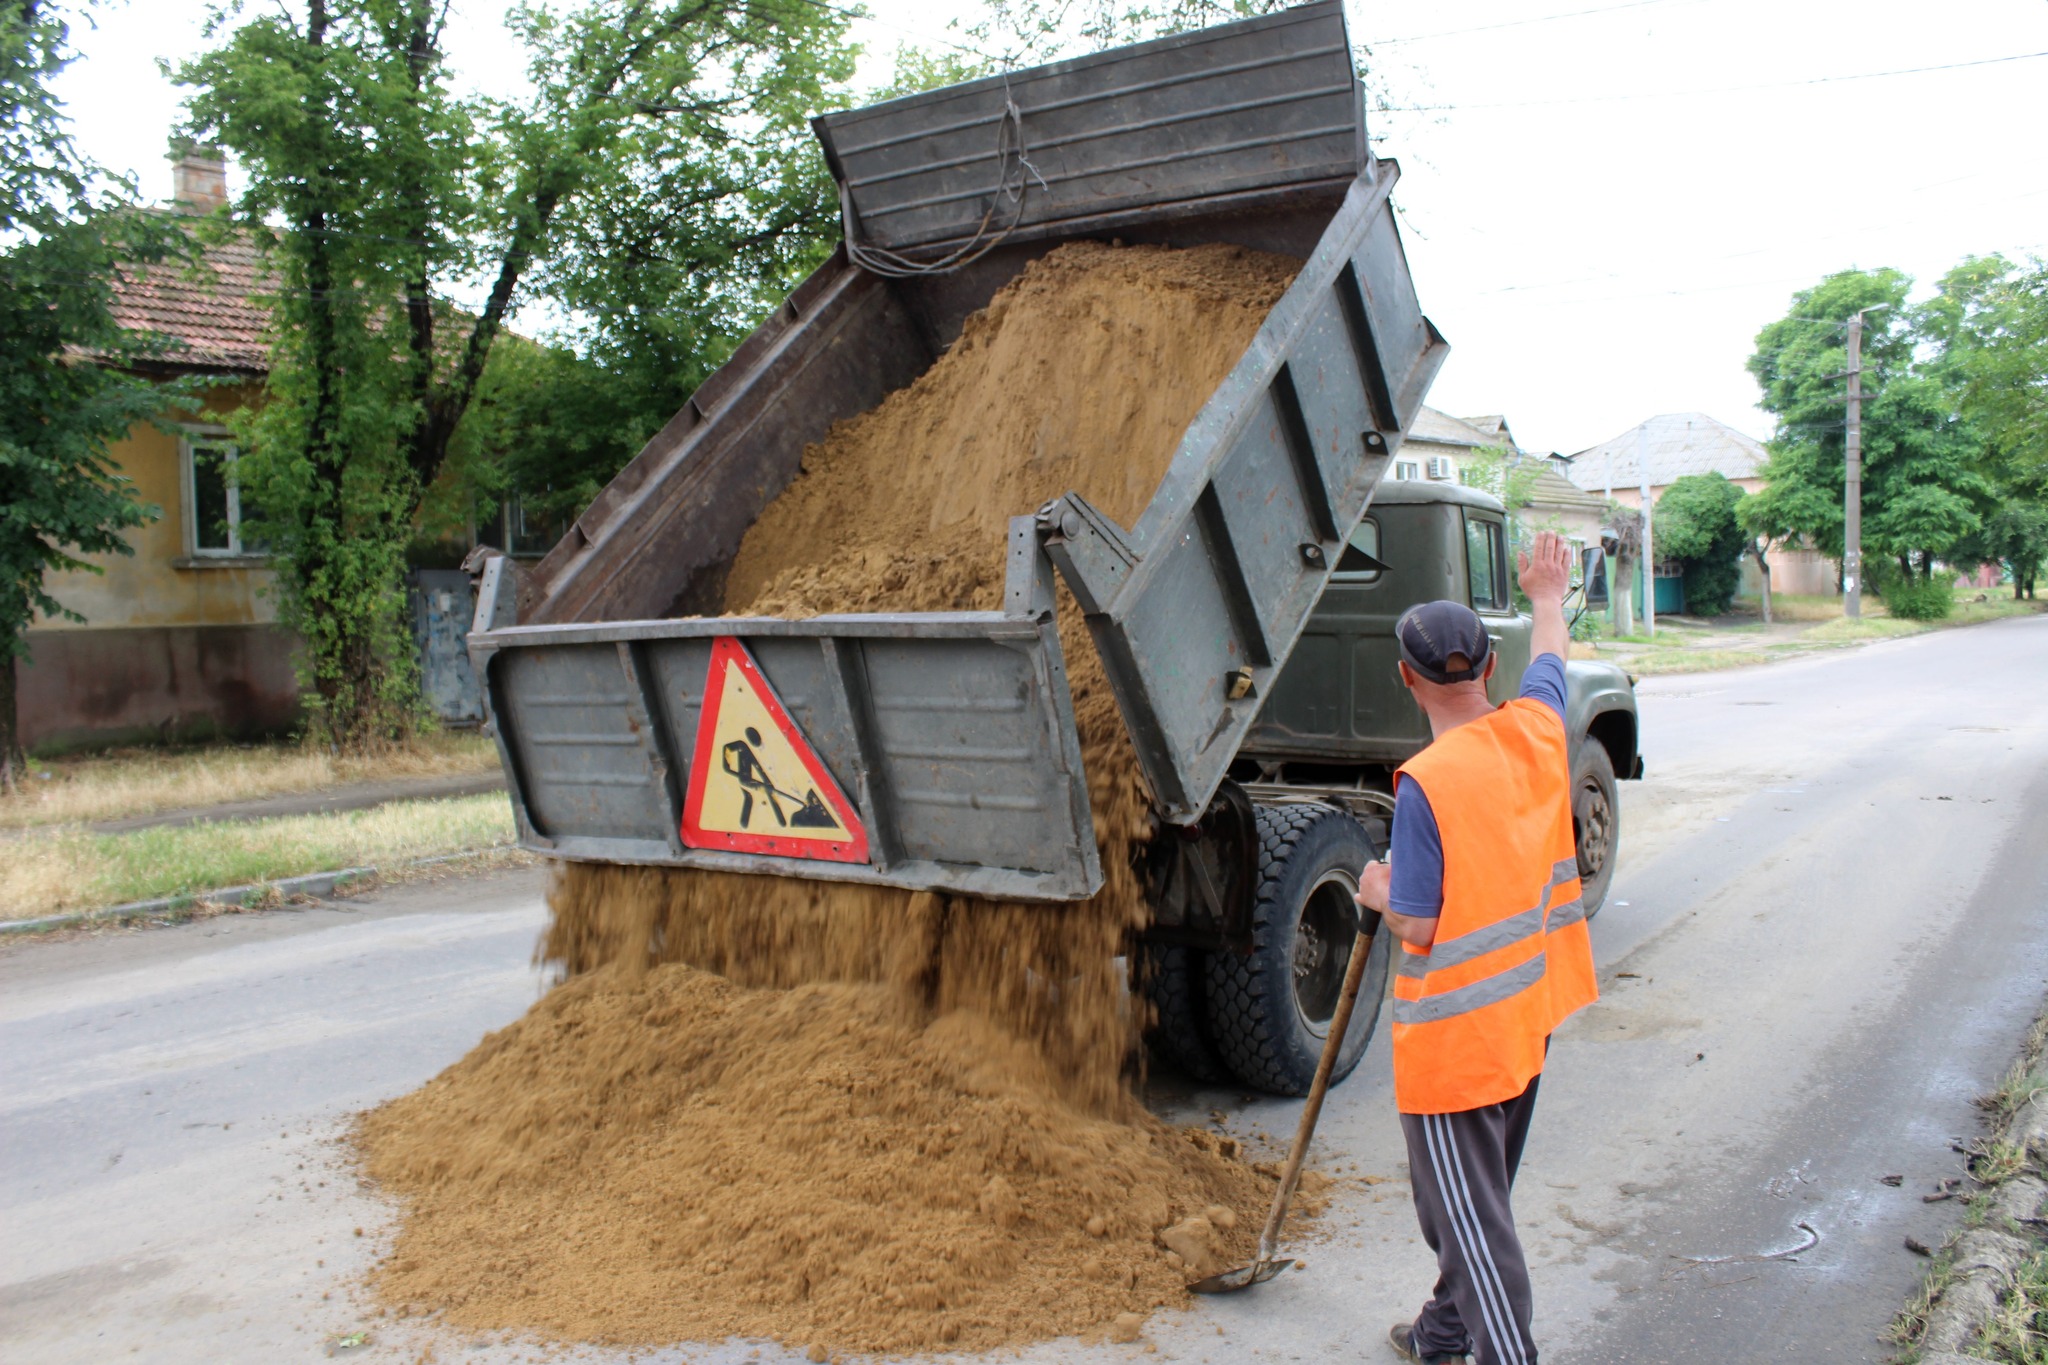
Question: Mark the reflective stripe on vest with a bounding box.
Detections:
[1389,698,1599,1114]
[1392,855,1581,1015]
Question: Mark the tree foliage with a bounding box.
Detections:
[1653,473,1746,616]
[1744,268,1993,590]
[1919,254,2048,598]
[961,0,1293,62]
[176,0,855,746]
[0,0,192,788]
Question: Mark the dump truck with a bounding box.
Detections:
[465,1,1642,1096]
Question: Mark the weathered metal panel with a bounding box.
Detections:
[409,569,482,726]
[1040,169,1447,822]
[473,612,1101,900]
[522,259,933,625]
[815,1,1358,254]
[491,645,670,845]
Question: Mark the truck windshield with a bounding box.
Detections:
[1466,516,1507,611]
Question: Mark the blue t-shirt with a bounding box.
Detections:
[1386,652,1567,920]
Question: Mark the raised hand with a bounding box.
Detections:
[1517,530,1574,608]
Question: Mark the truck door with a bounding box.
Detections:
[1463,511,1532,700]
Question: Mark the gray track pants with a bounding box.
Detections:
[1399,1069,1543,1365]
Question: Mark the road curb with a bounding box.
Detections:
[0,847,517,938]
[1908,1023,2048,1359]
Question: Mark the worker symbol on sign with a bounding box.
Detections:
[682,637,868,863]
[720,726,839,831]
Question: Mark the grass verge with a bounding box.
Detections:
[1,731,499,830]
[1626,648,1775,676]
[0,793,516,921]
[1979,1248,2048,1364]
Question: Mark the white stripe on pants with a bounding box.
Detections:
[1399,1069,1542,1365]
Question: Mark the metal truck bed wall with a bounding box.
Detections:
[471,1,1447,900]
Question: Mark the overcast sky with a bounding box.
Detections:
[52,0,2048,456]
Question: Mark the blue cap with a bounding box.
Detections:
[1395,600,1491,684]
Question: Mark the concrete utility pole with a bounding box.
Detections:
[1639,422,1655,637]
[1844,310,1865,619]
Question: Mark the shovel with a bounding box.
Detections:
[1190,916,1379,1293]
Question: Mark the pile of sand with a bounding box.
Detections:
[359,965,1267,1352]
[356,241,1304,1353]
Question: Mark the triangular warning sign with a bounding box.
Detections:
[681,637,868,863]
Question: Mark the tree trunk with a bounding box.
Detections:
[1755,546,1772,625]
[0,652,20,796]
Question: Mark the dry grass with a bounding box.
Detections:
[1804,616,1926,644]
[1627,648,1774,676]
[0,731,499,830]
[1756,593,1874,623]
[0,793,516,921]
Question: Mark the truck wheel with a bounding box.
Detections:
[1138,942,1231,1084]
[1205,804,1390,1097]
[1572,742,1619,916]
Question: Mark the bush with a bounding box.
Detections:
[1654,474,1747,617]
[1880,577,1953,620]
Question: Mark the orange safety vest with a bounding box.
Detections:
[1390,697,1598,1115]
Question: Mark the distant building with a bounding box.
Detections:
[1569,412,1834,597]
[1392,407,1500,485]
[1567,412,1766,506]
[1388,408,1609,560]
[18,151,301,752]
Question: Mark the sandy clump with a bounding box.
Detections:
[356,241,1303,1352]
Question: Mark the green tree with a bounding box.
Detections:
[177,0,854,747]
[1,0,191,790]
[1746,268,1989,588]
[1652,472,1747,616]
[962,0,1293,62]
[1918,254,2048,597]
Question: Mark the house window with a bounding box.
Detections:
[1394,460,1421,481]
[1465,514,1509,613]
[182,432,263,557]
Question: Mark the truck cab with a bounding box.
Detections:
[1233,479,1641,905]
[1138,482,1643,1094]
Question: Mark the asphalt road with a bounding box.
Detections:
[4,614,2045,1364]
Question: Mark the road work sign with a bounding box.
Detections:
[681,637,868,863]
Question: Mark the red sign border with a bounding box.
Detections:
[680,636,869,863]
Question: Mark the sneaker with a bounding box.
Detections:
[1387,1320,1469,1365]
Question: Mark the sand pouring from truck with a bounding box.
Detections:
[465,1,1642,1098]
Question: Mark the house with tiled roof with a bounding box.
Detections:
[18,150,299,751]
[1569,412,1837,598]
[1566,412,1767,506]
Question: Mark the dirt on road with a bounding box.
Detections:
[357,241,1305,1355]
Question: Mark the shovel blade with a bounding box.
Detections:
[1188,1257,1292,1294]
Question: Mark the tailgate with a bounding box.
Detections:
[472,565,1101,901]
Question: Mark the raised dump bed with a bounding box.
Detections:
[468,1,1447,902]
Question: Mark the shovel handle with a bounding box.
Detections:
[1254,916,1379,1263]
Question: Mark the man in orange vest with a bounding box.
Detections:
[1355,530,1599,1365]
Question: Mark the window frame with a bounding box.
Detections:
[1329,514,1384,584]
[179,426,258,560]
[1463,512,1512,615]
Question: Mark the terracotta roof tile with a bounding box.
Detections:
[107,232,271,375]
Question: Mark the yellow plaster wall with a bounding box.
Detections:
[32,383,277,632]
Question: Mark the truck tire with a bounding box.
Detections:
[1571,742,1620,916]
[1205,804,1390,1097]
[1138,942,1232,1084]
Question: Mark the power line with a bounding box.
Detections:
[1363,0,1692,47]
[1378,48,2048,112]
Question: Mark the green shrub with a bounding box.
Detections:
[1881,578,1954,620]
